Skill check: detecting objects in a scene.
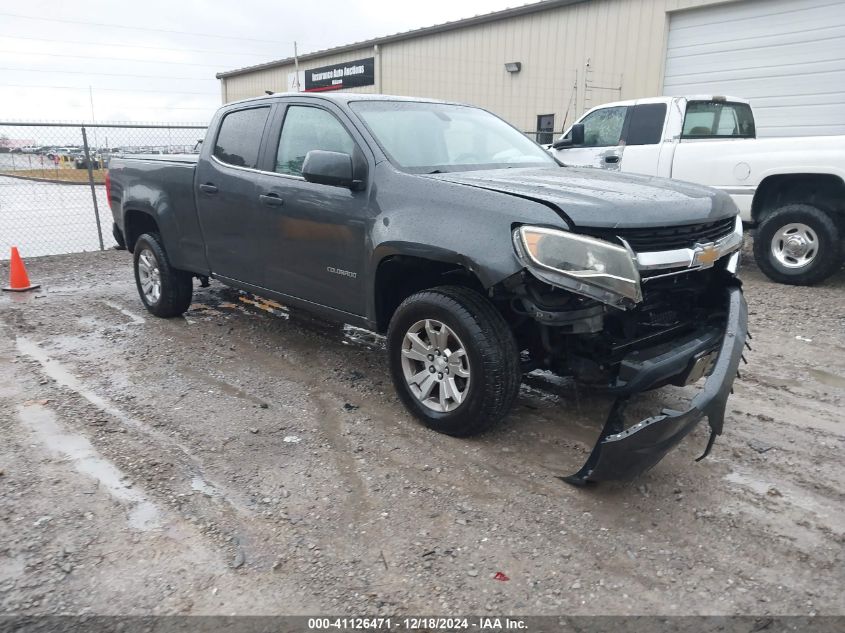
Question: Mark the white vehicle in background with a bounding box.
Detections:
[549,96,845,285]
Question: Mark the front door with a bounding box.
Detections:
[259,103,370,316]
[552,105,628,169]
[195,105,273,286]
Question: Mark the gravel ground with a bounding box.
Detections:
[0,245,843,617]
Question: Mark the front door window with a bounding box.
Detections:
[580,106,627,147]
[276,106,355,176]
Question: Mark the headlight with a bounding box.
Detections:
[513,225,642,307]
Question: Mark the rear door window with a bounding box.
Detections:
[625,103,667,145]
[213,107,271,168]
[579,106,628,147]
[682,101,755,138]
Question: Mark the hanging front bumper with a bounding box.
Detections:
[564,285,748,485]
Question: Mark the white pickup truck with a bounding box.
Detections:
[549,96,845,285]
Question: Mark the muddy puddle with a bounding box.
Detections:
[17,402,162,531]
[807,368,845,390]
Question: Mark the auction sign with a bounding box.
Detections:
[304,57,375,92]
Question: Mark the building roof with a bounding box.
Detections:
[216,0,585,79]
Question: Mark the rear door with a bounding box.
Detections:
[552,105,628,169]
[195,104,273,286]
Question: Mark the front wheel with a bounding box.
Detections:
[387,286,521,437]
[133,233,193,318]
[753,204,842,285]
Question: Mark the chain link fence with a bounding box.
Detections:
[0,122,207,260]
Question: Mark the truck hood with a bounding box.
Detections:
[425,166,737,229]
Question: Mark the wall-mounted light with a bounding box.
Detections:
[504,62,522,73]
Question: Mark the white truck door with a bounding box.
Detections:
[671,100,760,221]
[553,105,628,169]
[618,103,669,176]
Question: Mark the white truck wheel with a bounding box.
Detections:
[753,204,842,285]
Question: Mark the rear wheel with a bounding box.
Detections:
[753,204,842,285]
[387,285,521,437]
[133,233,193,318]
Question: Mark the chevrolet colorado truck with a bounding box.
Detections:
[550,96,845,286]
[107,93,747,484]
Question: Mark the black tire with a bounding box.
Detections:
[112,222,126,250]
[387,285,521,437]
[132,233,193,318]
[753,204,842,285]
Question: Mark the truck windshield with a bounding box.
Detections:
[681,101,756,139]
[350,101,557,173]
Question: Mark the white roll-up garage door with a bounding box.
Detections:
[663,0,845,137]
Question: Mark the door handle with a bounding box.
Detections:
[604,155,620,164]
[199,183,218,194]
[259,193,284,207]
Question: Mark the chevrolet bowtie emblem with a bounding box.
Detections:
[693,243,720,267]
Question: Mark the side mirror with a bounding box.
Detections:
[302,150,355,188]
[552,123,585,149]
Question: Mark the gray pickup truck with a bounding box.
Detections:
[107,93,748,485]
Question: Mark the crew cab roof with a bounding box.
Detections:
[223,92,467,109]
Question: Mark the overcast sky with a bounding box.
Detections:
[0,0,537,123]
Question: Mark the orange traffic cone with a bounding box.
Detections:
[3,247,40,292]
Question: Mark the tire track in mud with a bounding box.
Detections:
[177,294,587,579]
[312,392,376,521]
[13,335,244,511]
[174,290,644,505]
[145,300,409,580]
[0,335,318,613]
[161,307,382,495]
[4,317,316,578]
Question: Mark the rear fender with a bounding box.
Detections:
[121,190,189,270]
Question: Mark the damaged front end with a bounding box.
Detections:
[563,286,747,485]
[507,217,747,484]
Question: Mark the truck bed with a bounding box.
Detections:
[108,154,207,274]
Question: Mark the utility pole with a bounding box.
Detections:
[88,85,99,149]
[293,41,301,91]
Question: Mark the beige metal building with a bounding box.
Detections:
[217,0,845,138]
